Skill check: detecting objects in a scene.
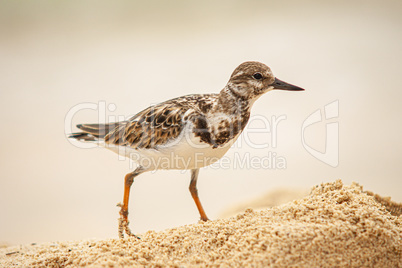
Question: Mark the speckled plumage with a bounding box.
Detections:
[69,61,304,238]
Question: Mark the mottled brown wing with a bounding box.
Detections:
[104,102,189,149]
[104,94,219,149]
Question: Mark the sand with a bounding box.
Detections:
[1,180,401,267]
[220,188,310,219]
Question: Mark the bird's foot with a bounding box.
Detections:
[117,203,140,239]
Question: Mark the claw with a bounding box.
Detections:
[118,207,140,239]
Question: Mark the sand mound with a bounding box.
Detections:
[220,188,309,219]
[1,180,401,267]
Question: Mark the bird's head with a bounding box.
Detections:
[227,61,304,101]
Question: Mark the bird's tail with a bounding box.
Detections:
[68,123,120,142]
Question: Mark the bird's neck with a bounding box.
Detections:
[215,86,252,116]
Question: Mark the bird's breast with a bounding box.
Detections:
[122,121,239,171]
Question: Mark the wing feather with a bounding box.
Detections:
[104,94,216,149]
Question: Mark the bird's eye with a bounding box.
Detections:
[253,73,263,80]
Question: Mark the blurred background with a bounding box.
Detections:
[1,0,401,245]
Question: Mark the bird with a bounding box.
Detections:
[69,61,304,238]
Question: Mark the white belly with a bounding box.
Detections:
[104,125,238,171]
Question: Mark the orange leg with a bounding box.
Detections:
[117,166,145,239]
[189,169,209,221]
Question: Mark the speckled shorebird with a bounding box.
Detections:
[69,61,304,238]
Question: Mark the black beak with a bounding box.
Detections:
[271,77,305,91]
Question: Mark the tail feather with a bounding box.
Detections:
[69,122,122,142]
[68,132,98,141]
